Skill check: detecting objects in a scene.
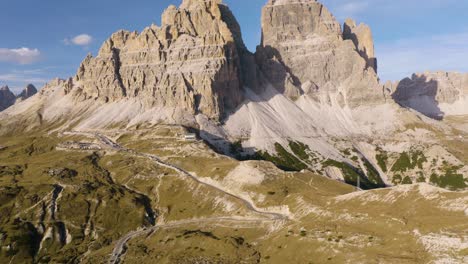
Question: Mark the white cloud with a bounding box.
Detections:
[0,47,41,64]
[64,34,93,46]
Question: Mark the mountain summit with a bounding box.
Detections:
[257,0,382,105]
[74,0,253,120]
[16,84,38,102]
[0,86,16,111]
[0,84,37,111]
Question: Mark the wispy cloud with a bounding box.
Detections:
[378,32,468,81]
[323,0,462,20]
[0,47,41,64]
[334,1,369,19]
[0,67,53,93]
[0,73,47,83]
[64,34,93,46]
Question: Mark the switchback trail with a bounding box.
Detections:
[63,131,289,264]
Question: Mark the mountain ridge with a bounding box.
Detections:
[0,0,466,191]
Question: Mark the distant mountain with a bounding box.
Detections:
[0,86,16,111]
[16,84,38,103]
[0,84,37,111]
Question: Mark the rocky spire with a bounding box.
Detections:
[0,85,16,111]
[16,84,38,102]
[343,18,377,73]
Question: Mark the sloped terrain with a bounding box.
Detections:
[1,126,465,263]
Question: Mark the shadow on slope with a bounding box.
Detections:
[392,74,445,120]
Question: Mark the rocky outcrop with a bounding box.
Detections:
[74,0,256,120]
[343,18,377,73]
[16,84,38,103]
[256,0,383,106]
[392,72,468,118]
[0,86,16,111]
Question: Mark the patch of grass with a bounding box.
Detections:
[391,151,427,172]
[392,174,402,185]
[411,151,427,170]
[430,165,467,190]
[375,150,388,172]
[391,152,412,172]
[402,176,413,185]
[416,172,426,183]
[342,149,352,156]
[289,141,310,161]
[256,143,307,172]
[229,140,243,158]
[362,159,385,187]
[322,160,381,190]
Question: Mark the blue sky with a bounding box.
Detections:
[1,0,467,93]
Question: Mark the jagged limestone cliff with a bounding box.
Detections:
[256,0,383,106]
[74,0,255,120]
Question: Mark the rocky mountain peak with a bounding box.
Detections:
[343,18,377,73]
[261,0,342,45]
[0,85,16,111]
[0,85,10,91]
[16,84,38,102]
[179,0,223,9]
[73,0,252,120]
[256,0,383,105]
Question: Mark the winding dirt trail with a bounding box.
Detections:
[64,131,289,264]
[108,217,279,264]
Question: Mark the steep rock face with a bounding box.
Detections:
[16,84,38,103]
[392,72,468,118]
[74,0,252,120]
[343,18,377,73]
[0,86,16,111]
[256,0,383,106]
